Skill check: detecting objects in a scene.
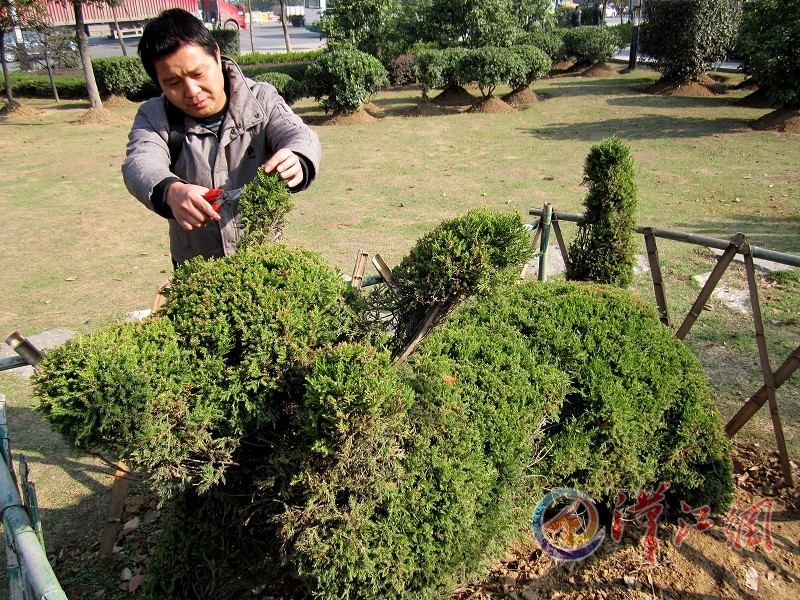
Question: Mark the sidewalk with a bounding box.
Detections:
[612,46,743,73]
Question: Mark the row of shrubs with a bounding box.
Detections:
[11,25,620,106]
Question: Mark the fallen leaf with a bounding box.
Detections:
[120,567,133,581]
[128,573,142,593]
[744,566,758,591]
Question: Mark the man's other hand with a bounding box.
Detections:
[165,182,222,231]
[264,148,303,188]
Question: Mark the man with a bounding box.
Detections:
[122,9,321,266]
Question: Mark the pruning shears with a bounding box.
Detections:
[202,187,243,212]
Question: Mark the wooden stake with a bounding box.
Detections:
[151,284,170,315]
[675,233,745,340]
[4,332,43,368]
[394,303,445,367]
[99,461,131,556]
[726,345,800,437]
[351,249,369,289]
[742,249,793,486]
[372,254,400,295]
[551,218,570,270]
[643,227,669,326]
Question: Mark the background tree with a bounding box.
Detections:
[639,0,742,83]
[71,0,102,108]
[511,0,551,31]
[279,0,293,52]
[1,0,48,105]
[418,0,519,47]
[737,0,800,107]
[319,0,401,60]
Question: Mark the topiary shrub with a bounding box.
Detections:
[567,136,638,288]
[563,25,620,65]
[449,281,733,513]
[516,27,568,62]
[639,0,742,83]
[736,0,800,106]
[413,46,470,99]
[251,71,307,105]
[507,44,552,92]
[210,28,240,57]
[305,46,389,114]
[458,46,525,97]
[91,56,159,99]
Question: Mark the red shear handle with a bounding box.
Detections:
[203,188,224,212]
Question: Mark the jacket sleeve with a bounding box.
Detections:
[121,100,177,213]
[259,85,322,190]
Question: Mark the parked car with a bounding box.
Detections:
[2,30,77,64]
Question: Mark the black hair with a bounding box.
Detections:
[138,9,218,82]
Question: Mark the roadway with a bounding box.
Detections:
[87,21,326,59]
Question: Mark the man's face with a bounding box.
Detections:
[154,43,226,119]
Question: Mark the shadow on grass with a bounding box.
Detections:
[522,114,752,141]
[607,93,756,110]
[542,76,657,97]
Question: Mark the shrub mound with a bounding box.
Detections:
[251,72,308,105]
[33,184,732,598]
[92,56,159,100]
[563,26,620,65]
[306,46,389,114]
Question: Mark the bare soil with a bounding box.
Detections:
[467,96,517,114]
[432,85,477,107]
[750,107,800,133]
[103,95,137,109]
[361,101,384,117]
[0,100,40,118]
[404,101,459,118]
[643,79,717,97]
[579,62,619,78]
[503,88,542,109]
[74,106,128,125]
[321,108,378,126]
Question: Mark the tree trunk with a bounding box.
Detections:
[73,1,102,108]
[279,0,293,53]
[247,0,255,53]
[1,33,13,102]
[215,0,222,29]
[111,5,128,57]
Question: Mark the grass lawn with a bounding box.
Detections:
[0,64,798,596]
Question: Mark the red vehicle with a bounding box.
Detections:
[200,0,248,30]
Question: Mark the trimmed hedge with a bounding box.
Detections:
[459,47,526,97]
[211,29,240,57]
[508,45,552,91]
[305,46,388,114]
[563,26,620,65]
[8,72,87,99]
[92,56,159,99]
[413,47,470,98]
[234,48,324,66]
[251,71,308,105]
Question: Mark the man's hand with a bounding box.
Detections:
[264,148,304,188]
[165,182,222,231]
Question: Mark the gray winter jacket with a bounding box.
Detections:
[122,57,321,265]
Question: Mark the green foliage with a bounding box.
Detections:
[241,61,311,81]
[413,47,469,98]
[451,281,733,512]
[639,0,743,83]
[607,21,634,47]
[459,46,526,97]
[507,44,552,91]
[516,26,568,62]
[319,0,405,62]
[8,71,87,99]
[234,48,323,65]
[211,28,240,57]
[305,46,389,114]
[237,169,293,242]
[91,56,159,99]
[512,0,552,31]
[563,25,620,65]
[251,71,308,104]
[567,136,638,287]
[417,0,520,47]
[737,0,800,106]
[367,208,532,355]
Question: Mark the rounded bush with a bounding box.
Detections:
[517,27,568,62]
[508,44,552,91]
[305,46,389,114]
[459,46,526,97]
[413,47,470,97]
[92,56,158,99]
[251,71,307,105]
[563,26,619,65]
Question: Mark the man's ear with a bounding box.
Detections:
[215,44,221,61]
